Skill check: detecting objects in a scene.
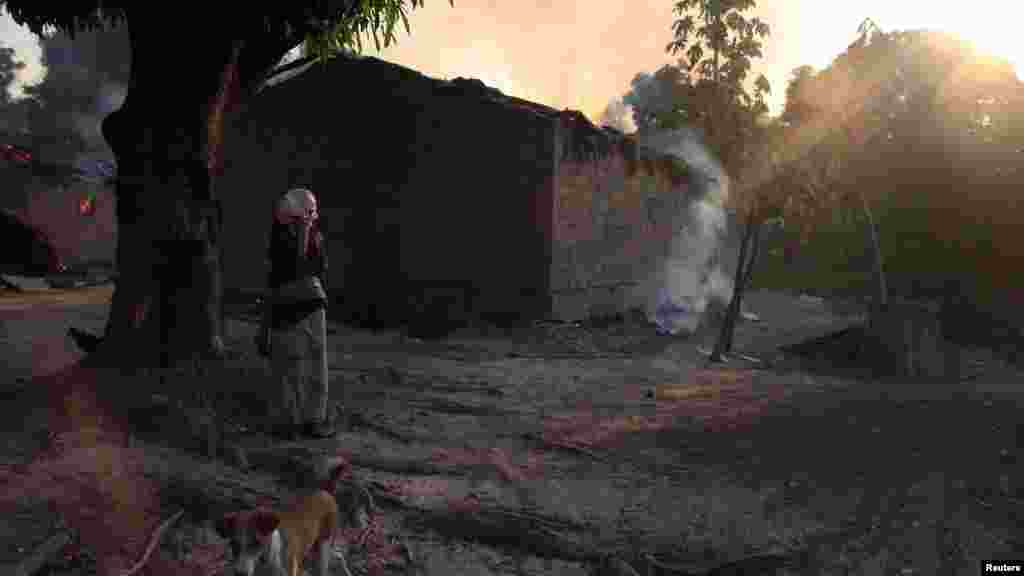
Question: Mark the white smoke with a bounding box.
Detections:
[96,82,126,116]
[622,70,676,133]
[71,82,124,148]
[72,112,103,149]
[598,98,637,134]
[639,127,734,335]
[73,81,124,178]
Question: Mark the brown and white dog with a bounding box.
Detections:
[215,461,353,576]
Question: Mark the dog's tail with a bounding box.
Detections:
[321,457,351,492]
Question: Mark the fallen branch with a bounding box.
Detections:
[118,509,184,576]
[486,505,591,533]
[346,454,452,476]
[428,383,505,398]
[344,368,505,398]
[522,432,608,462]
[1,530,71,576]
[505,352,630,360]
[406,396,518,417]
[637,549,798,576]
[345,411,432,444]
[392,488,796,576]
[117,438,791,576]
[364,480,409,510]
[702,552,793,575]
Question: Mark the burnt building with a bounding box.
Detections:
[220,55,699,329]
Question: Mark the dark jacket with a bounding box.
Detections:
[268,219,327,290]
[264,219,328,330]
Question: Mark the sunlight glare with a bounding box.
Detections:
[957,15,1023,81]
[881,1,1023,81]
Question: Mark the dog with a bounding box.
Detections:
[215,460,353,576]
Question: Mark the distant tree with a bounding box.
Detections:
[665,0,771,126]
[0,44,24,102]
[766,20,1024,324]
[780,65,820,127]
[1,0,451,371]
[764,20,908,313]
[0,43,28,132]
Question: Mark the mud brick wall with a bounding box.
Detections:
[220,57,555,326]
[550,114,694,320]
[221,59,425,326]
[221,55,697,326]
[400,84,557,323]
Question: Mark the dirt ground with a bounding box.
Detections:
[1,284,1022,575]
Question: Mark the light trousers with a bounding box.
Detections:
[270,307,328,425]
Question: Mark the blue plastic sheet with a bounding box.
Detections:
[652,287,701,336]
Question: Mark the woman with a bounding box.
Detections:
[258,187,334,440]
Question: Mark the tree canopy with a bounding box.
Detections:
[766,24,1022,217]
[762,20,1024,306]
[0,42,28,134]
[1,1,451,98]
[0,43,24,103]
[666,0,771,115]
[780,65,818,128]
[637,0,773,190]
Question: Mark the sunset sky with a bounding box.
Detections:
[1,1,1021,121]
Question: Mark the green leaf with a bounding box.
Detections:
[400,7,411,34]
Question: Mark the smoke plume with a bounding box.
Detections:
[598,98,637,134]
[638,127,734,335]
[622,70,676,134]
[72,80,125,175]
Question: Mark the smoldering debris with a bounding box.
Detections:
[635,127,737,336]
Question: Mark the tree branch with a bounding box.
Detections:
[260,54,318,86]
[1,530,71,576]
[258,0,366,88]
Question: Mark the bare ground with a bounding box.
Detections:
[1,285,1022,575]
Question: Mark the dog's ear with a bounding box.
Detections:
[251,510,280,539]
[214,513,237,538]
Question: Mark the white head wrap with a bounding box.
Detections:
[275,188,318,224]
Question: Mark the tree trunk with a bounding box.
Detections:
[725,218,761,354]
[859,190,887,310]
[709,211,759,363]
[88,23,246,373]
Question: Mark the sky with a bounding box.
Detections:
[1,1,1021,122]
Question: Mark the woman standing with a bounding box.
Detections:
[258,187,334,440]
